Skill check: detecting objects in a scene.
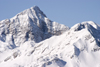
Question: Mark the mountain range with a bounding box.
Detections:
[0,6,100,67]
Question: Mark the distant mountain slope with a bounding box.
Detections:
[0,6,100,67]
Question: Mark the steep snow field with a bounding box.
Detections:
[0,6,100,67]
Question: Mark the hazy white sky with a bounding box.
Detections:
[0,0,100,27]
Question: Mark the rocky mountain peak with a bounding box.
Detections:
[0,6,69,47]
[71,21,100,31]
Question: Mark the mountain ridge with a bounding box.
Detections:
[0,6,100,67]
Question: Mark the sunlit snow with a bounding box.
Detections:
[0,6,100,67]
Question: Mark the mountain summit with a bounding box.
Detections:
[0,6,69,47]
[0,6,100,67]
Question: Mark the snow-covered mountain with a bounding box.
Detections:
[0,6,100,67]
[0,6,69,47]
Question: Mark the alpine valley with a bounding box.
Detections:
[0,6,100,67]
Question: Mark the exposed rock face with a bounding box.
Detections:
[0,6,69,47]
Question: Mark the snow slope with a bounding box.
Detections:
[0,6,100,67]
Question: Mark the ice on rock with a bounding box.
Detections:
[42,57,66,67]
